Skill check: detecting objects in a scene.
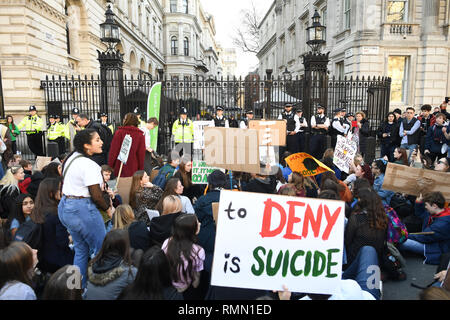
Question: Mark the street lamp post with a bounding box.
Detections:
[98,4,124,122]
[302,9,329,123]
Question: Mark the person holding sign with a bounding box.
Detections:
[108,113,146,178]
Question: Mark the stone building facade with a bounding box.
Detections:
[257,0,450,109]
[0,0,222,120]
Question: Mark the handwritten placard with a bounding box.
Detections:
[211,190,345,294]
[333,135,357,174]
[191,160,223,185]
[117,134,132,164]
[193,121,214,150]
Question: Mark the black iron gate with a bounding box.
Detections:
[41,74,391,157]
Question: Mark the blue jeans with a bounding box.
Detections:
[343,246,381,300]
[58,196,106,288]
[398,239,425,256]
[400,143,417,162]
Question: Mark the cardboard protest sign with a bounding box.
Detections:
[382,163,450,201]
[192,160,223,185]
[285,153,334,177]
[116,176,133,205]
[211,190,345,294]
[249,120,286,146]
[117,134,132,164]
[35,156,52,172]
[193,121,214,150]
[204,127,261,175]
[333,135,358,174]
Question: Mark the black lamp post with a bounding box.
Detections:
[302,9,329,124]
[282,67,292,80]
[98,4,124,122]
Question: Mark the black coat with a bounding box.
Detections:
[38,212,74,273]
[377,121,400,147]
[149,212,182,247]
[127,221,151,252]
[243,176,277,194]
[352,119,370,154]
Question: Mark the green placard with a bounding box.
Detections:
[146,82,162,152]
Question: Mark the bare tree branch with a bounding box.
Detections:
[231,0,261,54]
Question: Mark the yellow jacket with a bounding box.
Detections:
[172,119,194,143]
[17,115,44,134]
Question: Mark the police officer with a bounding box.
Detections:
[278,103,297,154]
[240,110,254,129]
[54,115,67,155]
[47,115,66,156]
[309,104,330,159]
[98,112,115,135]
[17,105,44,157]
[294,107,308,153]
[134,107,146,128]
[172,107,194,157]
[330,108,351,148]
[65,107,81,152]
[212,106,229,128]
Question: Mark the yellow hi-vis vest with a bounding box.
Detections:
[172,119,194,143]
[17,115,44,134]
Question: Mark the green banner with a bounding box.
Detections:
[146,82,162,152]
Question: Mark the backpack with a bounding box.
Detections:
[13,219,43,250]
[389,193,413,219]
[152,164,175,189]
[384,205,408,245]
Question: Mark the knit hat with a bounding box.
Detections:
[207,170,227,189]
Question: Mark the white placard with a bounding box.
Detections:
[194,121,214,150]
[211,190,345,295]
[333,135,357,174]
[117,134,132,164]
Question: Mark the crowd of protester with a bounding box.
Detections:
[0,100,449,301]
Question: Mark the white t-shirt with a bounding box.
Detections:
[0,281,36,300]
[62,152,103,197]
[140,127,151,149]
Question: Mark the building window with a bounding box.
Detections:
[184,37,189,56]
[387,0,408,23]
[343,0,351,30]
[182,0,188,14]
[322,7,327,26]
[336,61,345,79]
[170,0,177,13]
[171,36,178,55]
[388,56,409,104]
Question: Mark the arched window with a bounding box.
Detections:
[184,37,189,56]
[182,0,188,14]
[170,0,177,13]
[171,36,178,55]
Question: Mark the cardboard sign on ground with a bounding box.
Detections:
[204,127,261,174]
[211,190,345,295]
[382,163,450,201]
[249,120,286,146]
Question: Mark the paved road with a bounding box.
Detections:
[382,253,437,300]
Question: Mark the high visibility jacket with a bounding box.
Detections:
[17,115,43,134]
[172,119,194,143]
[47,123,65,140]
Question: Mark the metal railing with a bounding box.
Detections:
[41,74,391,156]
[15,131,48,161]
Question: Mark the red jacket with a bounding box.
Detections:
[108,126,146,178]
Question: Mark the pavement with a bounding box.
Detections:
[382,252,438,300]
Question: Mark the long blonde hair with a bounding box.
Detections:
[162,195,182,215]
[0,167,21,194]
[113,204,135,230]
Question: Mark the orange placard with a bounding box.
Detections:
[286,153,334,177]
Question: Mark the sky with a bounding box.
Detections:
[201,0,274,78]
